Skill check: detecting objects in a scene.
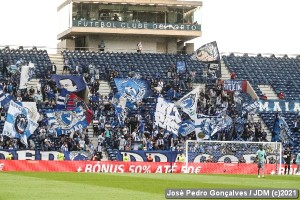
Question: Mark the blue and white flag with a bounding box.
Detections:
[16,102,40,122]
[114,78,152,102]
[112,93,129,127]
[46,106,89,135]
[56,88,88,111]
[272,115,293,145]
[56,88,70,110]
[194,114,232,140]
[210,114,233,136]
[178,120,195,137]
[19,63,35,89]
[2,101,39,147]
[242,101,260,116]
[191,41,220,63]
[154,97,181,134]
[0,86,14,110]
[176,86,199,120]
[52,75,87,92]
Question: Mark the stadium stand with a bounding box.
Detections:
[223,53,300,154]
[0,47,299,160]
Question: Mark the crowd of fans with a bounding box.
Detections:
[0,49,278,162]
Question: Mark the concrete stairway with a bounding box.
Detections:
[220,60,231,80]
[49,54,64,74]
[99,80,111,96]
[26,54,64,91]
[253,114,272,141]
[26,78,40,92]
[258,85,278,100]
[26,53,110,159]
[220,58,273,141]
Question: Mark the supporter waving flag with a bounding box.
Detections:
[2,101,39,147]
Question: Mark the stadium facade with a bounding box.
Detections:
[57,0,202,53]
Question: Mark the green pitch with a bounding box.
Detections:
[0,172,299,200]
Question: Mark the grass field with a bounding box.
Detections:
[0,172,299,200]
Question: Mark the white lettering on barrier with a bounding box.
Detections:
[274,102,282,112]
[0,163,4,171]
[16,150,35,160]
[145,153,168,162]
[84,163,125,173]
[40,151,59,160]
[259,102,269,111]
[294,103,300,112]
[181,166,201,174]
[120,152,144,162]
[0,151,9,159]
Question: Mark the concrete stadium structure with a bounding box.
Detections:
[57,0,202,53]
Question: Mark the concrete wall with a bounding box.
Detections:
[85,35,173,53]
[57,39,75,53]
[246,81,259,100]
[185,43,194,54]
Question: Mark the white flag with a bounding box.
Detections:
[154,97,181,134]
[19,63,35,89]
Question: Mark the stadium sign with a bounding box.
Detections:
[258,100,300,112]
[0,150,90,161]
[1,160,299,175]
[73,20,201,31]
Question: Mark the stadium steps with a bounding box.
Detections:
[49,54,64,74]
[253,114,272,141]
[26,78,40,92]
[220,59,231,80]
[99,80,111,96]
[258,85,278,100]
[87,125,108,161]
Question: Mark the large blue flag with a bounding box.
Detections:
[46,106,90,135]
[114,78,152,102]
[2,101,39,147]
[175,86,199,120]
